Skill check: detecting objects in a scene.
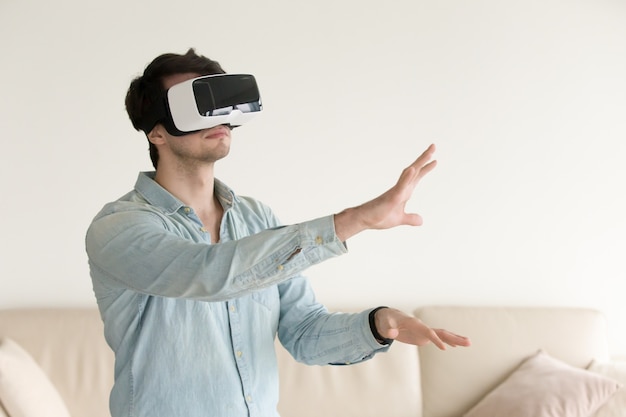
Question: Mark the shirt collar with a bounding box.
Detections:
[135,172,237,215]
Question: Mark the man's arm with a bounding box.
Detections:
[334,144,437,241]
[86,213,346,301]
[86,144,438,301]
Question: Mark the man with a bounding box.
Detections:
[85,48,470,417]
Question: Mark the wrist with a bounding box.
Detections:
[333,206,367,242]
[369,306,393,345]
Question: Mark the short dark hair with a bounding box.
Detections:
[125,48,226,168]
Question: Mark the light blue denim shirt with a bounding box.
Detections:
[85,172,389,417]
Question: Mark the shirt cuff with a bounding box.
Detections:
[299,215,348,262]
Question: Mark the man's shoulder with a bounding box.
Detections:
[236,194,270,211]
[231,195,282,229]
[90,190,161,223]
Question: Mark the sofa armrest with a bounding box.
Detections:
[0,308,114,417]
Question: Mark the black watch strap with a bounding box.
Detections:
[369,306,394,345]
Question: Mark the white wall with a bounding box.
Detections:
[1,0,625,354]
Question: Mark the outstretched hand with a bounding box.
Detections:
[334,144,437,241]
[375,307,471,350]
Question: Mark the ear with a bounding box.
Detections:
[147,124,167,145]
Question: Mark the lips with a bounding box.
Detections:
[204,126,230,139]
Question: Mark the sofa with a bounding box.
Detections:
[0,306,624,417]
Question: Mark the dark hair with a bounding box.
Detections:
[125,48,226,168]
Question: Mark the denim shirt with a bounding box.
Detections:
[85,172,389,417]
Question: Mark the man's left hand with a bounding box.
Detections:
[374,307,471,350]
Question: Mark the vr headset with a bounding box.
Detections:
[140,74,262,136]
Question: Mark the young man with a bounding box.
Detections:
[85,48,470,417]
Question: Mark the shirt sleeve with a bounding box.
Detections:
[85,207,347,301]
[276,276,390,366]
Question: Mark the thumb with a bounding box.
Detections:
[403,213,424,227]
[384,328,400,340]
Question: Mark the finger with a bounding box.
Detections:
[436,329,472,347]
[449,334,471,347]
[428,328,447,350]
[397,166,418,190]
[415,160,437,182]
[396,161,437,196]
[406,156,437,188]
[408,144,436,172]
[386,328,400,340]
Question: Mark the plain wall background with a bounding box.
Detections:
[1,0,625,355]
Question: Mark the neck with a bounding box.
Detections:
[154,162,224,243]
[155,162,216,208]
[155,163,224,243]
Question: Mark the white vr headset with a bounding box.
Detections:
[140,73,262,136]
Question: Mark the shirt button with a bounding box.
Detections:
[315,236,323,245]
[230,305,236,313]
[184,207,191,214]
[246,395,252,403]
[200,227,208,233]
[236,351,243,357]
[277,265,284,271]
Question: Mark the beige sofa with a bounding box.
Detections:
[0,306,624,417]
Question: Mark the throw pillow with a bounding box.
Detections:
[588,359,626,417]
[0,337,71,417]
[463,350,621,417]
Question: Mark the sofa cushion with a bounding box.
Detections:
[588,359,626,417]
[463,350,620,417]
[0,338,71,417]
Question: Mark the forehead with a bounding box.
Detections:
[162,72,201,90]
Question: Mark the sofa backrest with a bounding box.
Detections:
[0,306,610,417]
[276,336,422,417]
[414,306,610,417]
